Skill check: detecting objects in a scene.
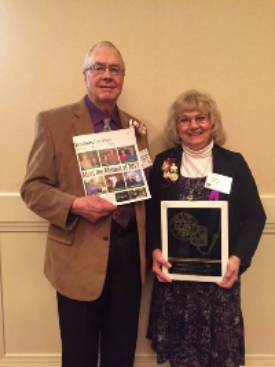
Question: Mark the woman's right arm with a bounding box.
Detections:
[147,155,172,282]
[152,249,172,282]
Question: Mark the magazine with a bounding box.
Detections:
[73,127,151,205]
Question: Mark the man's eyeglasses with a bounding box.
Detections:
[177,114,209,125]
[84,63,125,76]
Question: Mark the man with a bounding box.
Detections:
[21,41,148,367]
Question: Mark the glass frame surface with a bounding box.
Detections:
[161,200,228,282]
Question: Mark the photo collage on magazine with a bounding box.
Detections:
[73,128,151,205]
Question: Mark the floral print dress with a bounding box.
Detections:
[147,177,245,367]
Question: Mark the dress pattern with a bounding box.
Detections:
[147,177,245,367]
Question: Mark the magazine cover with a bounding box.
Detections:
[73,127,151,205]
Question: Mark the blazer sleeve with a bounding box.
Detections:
[230,153,266,270]
[21,112,78,230]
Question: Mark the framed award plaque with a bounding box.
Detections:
[161,200,228,282]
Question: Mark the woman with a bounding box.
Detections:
[147,90,266,367]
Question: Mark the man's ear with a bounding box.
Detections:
[83,71,87,85]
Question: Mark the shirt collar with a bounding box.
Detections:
[84,95,120,131]
[182,140,214,158]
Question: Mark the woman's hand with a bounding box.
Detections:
[152,249,172,283]
[218,255,240,289]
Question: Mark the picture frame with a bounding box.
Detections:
[161,200,228,282]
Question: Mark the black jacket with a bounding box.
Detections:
[147,144,266,273]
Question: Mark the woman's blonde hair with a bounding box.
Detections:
[166,89,226,146]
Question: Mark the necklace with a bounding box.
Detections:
[186,188,195,201]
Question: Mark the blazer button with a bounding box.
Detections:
[103,235,109,241]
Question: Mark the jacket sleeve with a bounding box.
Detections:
[20,112,78,230]
[230,153,266,270]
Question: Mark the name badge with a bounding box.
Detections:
[205,173,232,194]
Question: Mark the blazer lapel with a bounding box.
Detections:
[118,110,146,152]
[163,146,182,200]
[71,99,95,136]
[119,109,130,129]
[71,101,130,134]
[212,145,232,200]
[212,145,232,176]
[175,145,183,171]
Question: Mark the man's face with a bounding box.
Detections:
[84,47,124,109]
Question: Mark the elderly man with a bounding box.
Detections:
[21,41,148,367]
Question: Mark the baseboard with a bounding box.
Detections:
[245,354,275,367]
[0,353,274,367]
[0,353,60,367]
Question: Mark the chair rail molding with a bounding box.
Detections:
[0,192,274,233]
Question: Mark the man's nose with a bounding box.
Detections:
[102,68,113,77]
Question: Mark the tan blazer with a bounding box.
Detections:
[21,99,148,301]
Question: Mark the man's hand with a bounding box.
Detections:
[152,249,172,283]
[218,255,240,289]
[71,195,116,223]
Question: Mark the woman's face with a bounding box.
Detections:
[176,110,212,150]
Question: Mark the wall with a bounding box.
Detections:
[0,0,274,366]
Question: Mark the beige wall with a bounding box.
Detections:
[0,0,274,366]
